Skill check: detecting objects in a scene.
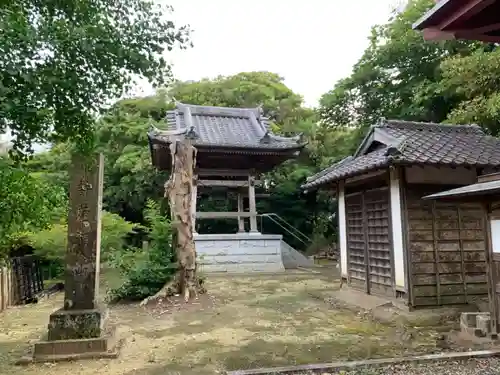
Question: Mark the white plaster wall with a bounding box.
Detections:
[195,234,285,273]
[389,170,406,290]
[491,220,500,254]
[405,165,477,185]
[338,182,348,278]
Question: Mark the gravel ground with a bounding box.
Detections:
[297,357,500,375]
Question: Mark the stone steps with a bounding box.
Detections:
[460,312,497,339]
[280,241,314,269]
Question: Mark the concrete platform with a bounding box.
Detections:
[195,233,285,273]
[16,326,121,365]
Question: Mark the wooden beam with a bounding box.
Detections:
[237,193,245,233]
[248,175,258,233]
[198,192,270,198]
[463,22,500,34]
[198,179,261,188]
[454,32,500,43]
[423,27,500,43]
[196,211,256,219]
[422,28,457,41]
[195,168,252,177]
[484,201,499,336]
[438,0,494,30]
[345,170,386,185]
[478,172,500,183]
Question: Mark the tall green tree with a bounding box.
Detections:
[440,49,500,135]
[319,0,481,131]
[28,72,353,247]
[0,0,190,266]
[0,158,66,259]
[0,0,190,155]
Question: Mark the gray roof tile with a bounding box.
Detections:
[149,102,304,150]
[302,120,500,190]
[424,179,500,200]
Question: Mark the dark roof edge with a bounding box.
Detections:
[412,0,452,30]
[301,157,492,192]
[302,163,392,192]
[148,133,307,152]
[423,179,500,201]
[302,156,354,186]
[194,142,307,152]
[385,119,484,132]
[353,125,377,158]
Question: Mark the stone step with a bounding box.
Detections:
[460,312,491,338]
[280,241,314,269]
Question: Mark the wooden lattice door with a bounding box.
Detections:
[345,192,367,291]
[345,188,393,296]
[364,187,393,296]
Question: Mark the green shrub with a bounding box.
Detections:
[0,161,67,261]
[26,211,137,278]
[107,199,176,302]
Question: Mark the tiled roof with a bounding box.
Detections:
[302,119,500,190]
[148,102,304,151]
[424,179,500,201]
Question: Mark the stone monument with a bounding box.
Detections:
[19,153,120,364]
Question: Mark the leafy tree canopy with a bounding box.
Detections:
[0,0,190,156]
[0,157,66,259]
[27,72,353,247]
[319,0,484,132]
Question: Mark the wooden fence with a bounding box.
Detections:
[0,267,14,312]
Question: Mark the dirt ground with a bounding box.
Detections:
[0,269,472,375]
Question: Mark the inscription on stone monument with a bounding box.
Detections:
[62,154,104,311]
[45,153,107,342]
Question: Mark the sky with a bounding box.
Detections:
[136,0,406,107]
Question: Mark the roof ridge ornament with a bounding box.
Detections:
[185,126,198,140]
[149,119,159,135]
[384,146,401,159]
[259,130,304,144]
[260,131,272,144]
[257,104,264,118]
[376,117,387,127]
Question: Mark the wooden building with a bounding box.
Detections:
[148,101,309,272]
[413,0,500,335]
[413,0,500,42]
[302,119,500,309]
[424,173,500,335]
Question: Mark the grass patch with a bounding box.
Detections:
[0,270,450,375]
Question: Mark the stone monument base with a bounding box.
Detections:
[47,306,108,340]
[17,326,121,365]
[17,305,121,365]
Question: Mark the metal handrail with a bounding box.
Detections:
[262,213,310,242]
[258,213,311,246]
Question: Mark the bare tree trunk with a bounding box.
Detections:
[141,139,204,306]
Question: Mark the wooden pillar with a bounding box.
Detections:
[484,201,499,337]
[248,175,259,233]
[237,192,245,233]
[191,176,198,234]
